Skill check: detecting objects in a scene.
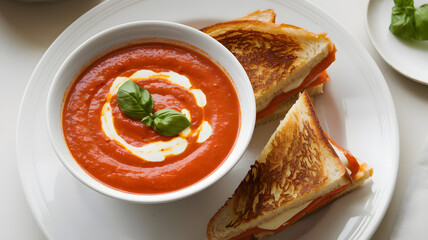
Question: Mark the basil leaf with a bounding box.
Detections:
[389,0,428,40]
[394,0,414,7]
[152,109,191,136]
[389,5,416,39]
[415,4,428,40]
[116,80,191,137]
[116,80,153,119]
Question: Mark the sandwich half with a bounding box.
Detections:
[206,91,372,240]
[201,10,335,123]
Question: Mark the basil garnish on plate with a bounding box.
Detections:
[117,80,191,136]
[389,0,428,40]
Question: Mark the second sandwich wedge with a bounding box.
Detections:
[206,91,372,240]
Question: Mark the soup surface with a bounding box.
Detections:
[62,42,241,194]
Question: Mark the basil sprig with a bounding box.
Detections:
[116,80,191,136]
[389,0,428,40]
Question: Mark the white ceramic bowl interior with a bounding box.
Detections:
[46,20,255,203]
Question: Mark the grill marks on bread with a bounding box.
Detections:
[201,20,333,114]
[215,30,301,97]
[226,115,326,228]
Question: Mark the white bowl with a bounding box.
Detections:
[46,20,255,204]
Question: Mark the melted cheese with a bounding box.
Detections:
[101,70,212,162]
[330,141,352,175]
[281,73,320,94]
[257,201,312,230]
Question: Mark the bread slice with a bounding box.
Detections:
[201,11,335,121]
[206,91,353,240]
[234,9,276,22]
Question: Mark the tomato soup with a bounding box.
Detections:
[62,42,241,194]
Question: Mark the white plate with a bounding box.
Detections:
[16,0,399,239]
[365,0,428,85]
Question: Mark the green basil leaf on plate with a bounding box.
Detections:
[390,5,416,39]
[415,4,428,40]
[152,109,191,136]
[394,0,414,7]
[389,0,428,40]
[117,80,153,119]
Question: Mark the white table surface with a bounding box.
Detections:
[1,0,427,239]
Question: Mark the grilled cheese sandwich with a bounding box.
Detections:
[201,9,335,122]
[206,91,372,240]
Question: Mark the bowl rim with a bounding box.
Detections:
[46,20,256,204]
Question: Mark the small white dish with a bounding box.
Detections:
[365,0,428,85]
[46,20,255,204]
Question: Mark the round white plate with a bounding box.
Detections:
[365,0,428,85]
[16,0,399,239]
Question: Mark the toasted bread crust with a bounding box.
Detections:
[207,92,352,240]
[234,9,276,23]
